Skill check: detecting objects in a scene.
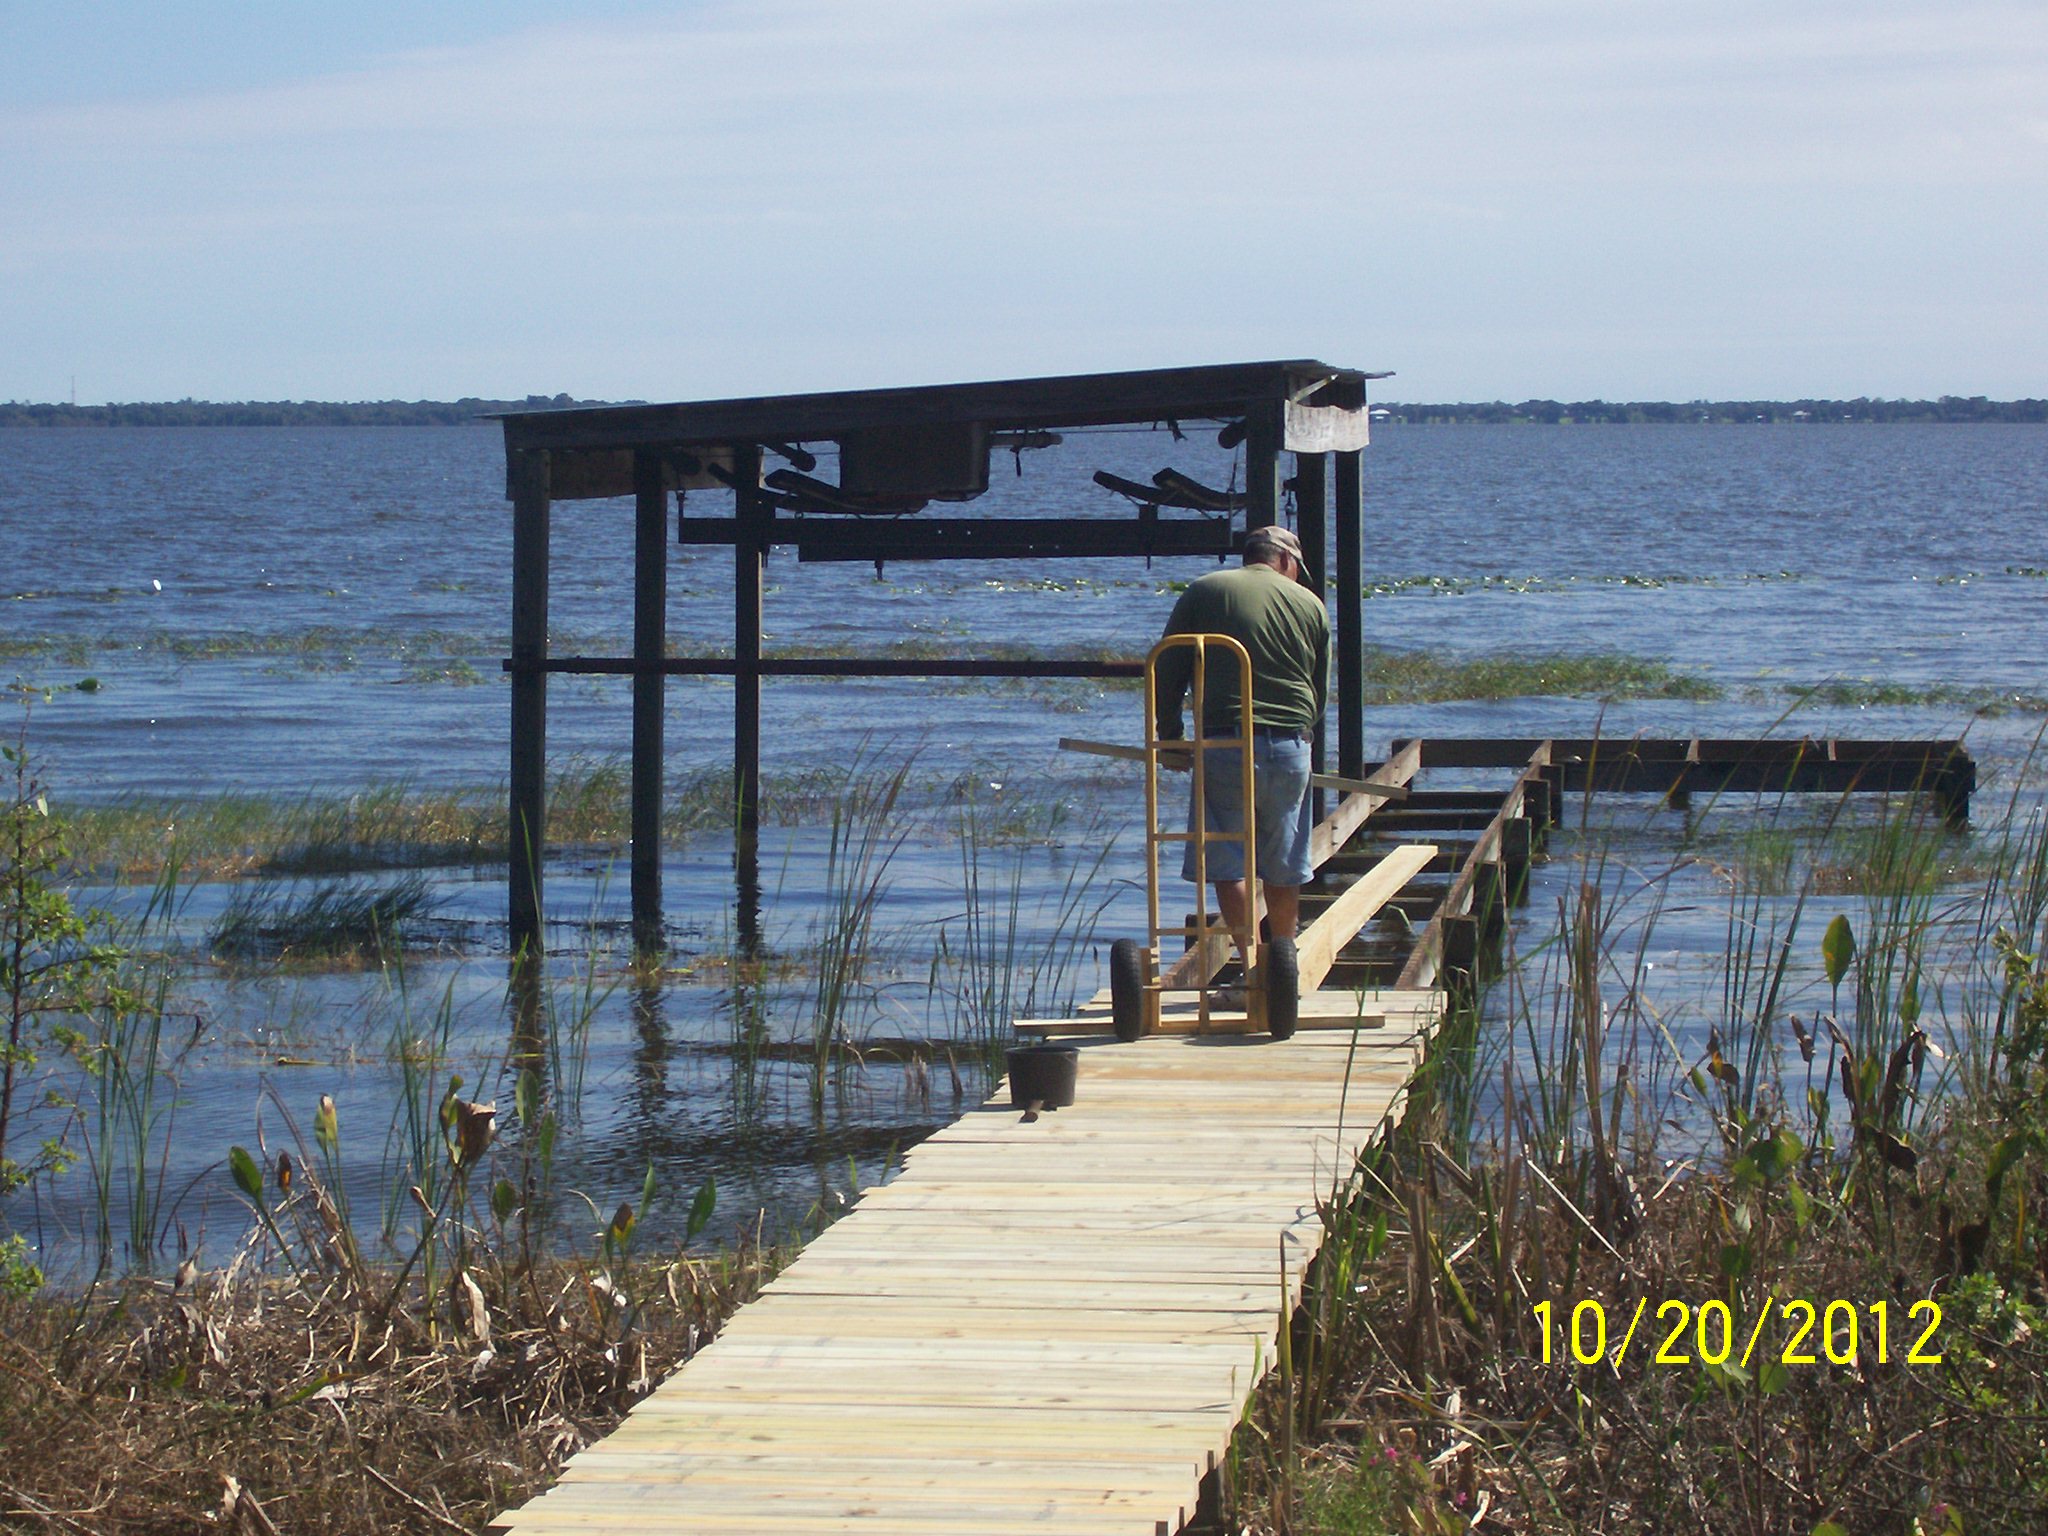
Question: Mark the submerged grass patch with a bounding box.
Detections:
[210,874,443,964]
[1360,645,1722,703]
[58,759,836,880]
[1786,679,2048,715]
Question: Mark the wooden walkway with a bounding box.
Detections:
[490,993,1441,1536]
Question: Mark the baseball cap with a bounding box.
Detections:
[1244,524,1304,563]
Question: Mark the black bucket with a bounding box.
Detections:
[1005,1043,1079,1110]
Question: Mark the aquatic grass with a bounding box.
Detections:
[1234,768,2048,1535]
[1786,679,2048,715]
[62,858,195,1280]
[800,753,914,1114]
[57,759,642,880]
[78,961,183,1277]
[931,790,1121,1075]
[210,874,441,964]
[1358,645,1722,704]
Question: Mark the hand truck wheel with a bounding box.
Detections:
[1109,938,1147,1043]
[1263,935,1298,1040]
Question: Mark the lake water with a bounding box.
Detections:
[4,420,2046,1275]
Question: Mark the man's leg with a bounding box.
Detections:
[1213,878,1253,966]
[1263,882,1301,940]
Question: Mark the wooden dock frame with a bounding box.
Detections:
[1024,731,1979,1031]
[495,359,1391,955]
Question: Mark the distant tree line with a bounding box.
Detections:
[0,395,627,427]
[1377,396,2048,424]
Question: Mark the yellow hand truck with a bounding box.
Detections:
[1107,633,1298,1041]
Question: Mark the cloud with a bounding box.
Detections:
[2,0,2043,398]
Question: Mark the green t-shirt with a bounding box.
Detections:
[1154,562,1330,738]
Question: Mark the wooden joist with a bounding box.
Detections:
[670,513,1238,562]
[1395,742,1549,990]
[1397,734,1973,820]
[1056,737,1411,799]
[1296,844,1436,993]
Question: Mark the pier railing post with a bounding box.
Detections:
[509,448,551,958]
[1295,449,1328,819]
[1334,449,1364,781]
[1244,404,1285,533]
[733,446,767,947]
[631,450,669,950]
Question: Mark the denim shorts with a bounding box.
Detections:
[1180,733,1314,887]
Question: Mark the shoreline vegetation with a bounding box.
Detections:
[2,395,2045,427]
[1212,779,2048,1534]
[9,708,2048,1529]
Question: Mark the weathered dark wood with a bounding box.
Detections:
[1092,470,1230,511]
[674,513,1237,562]
[1392,736,1973,822]
[512,656,1146,679]
[1149,468,1244,511]
[630,452,667,946]
[1937,756,1976,828]
[497,359,1372,454]
[1401,735,1972,775]
[1396,743,1551,990]
[1294,450,1328,818]
[498,359,1396,955]
[733,448,766,864]
[1244,403,1285,532]
[1352,807,1505,832]
[508,450,550,956]
[1501,817,1536,905]
[795,517,1235,563]
[1439,913,1481,993]
[1333,449,1364,780]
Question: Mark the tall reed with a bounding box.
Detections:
[801,755,912,1113]
[934,789,1120,1075]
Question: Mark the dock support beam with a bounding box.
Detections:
[1334,449,1365,780]
[1295,450,1328,815]
[509,449,551,958]
[1245,406,1284,532]
[631,452,668,949]
[733,448,767,946]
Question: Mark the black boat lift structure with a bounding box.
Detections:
[492,362,1976,960]
[494,360,1384,953]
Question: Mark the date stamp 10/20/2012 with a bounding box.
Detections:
[1531,1298,1944,1372]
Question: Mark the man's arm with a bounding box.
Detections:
[1313,608,1331,733]
[1152,588,1198,740]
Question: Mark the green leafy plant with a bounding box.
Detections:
[1,691,137,1210]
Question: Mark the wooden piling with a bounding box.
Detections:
[631,451,668,947]
[508,449,550,957]
[1295,449,1328,816]
[1501,816,1535,905]
[733,446,766,871]
[1334,448,1364,781]
[1244,404,1285,532]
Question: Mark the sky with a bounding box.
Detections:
[2,0,2044,405]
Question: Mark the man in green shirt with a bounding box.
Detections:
[1154,524,1331,966]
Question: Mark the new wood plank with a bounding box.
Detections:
[491,1003,1439,1536]
[1295,843,1437,990]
